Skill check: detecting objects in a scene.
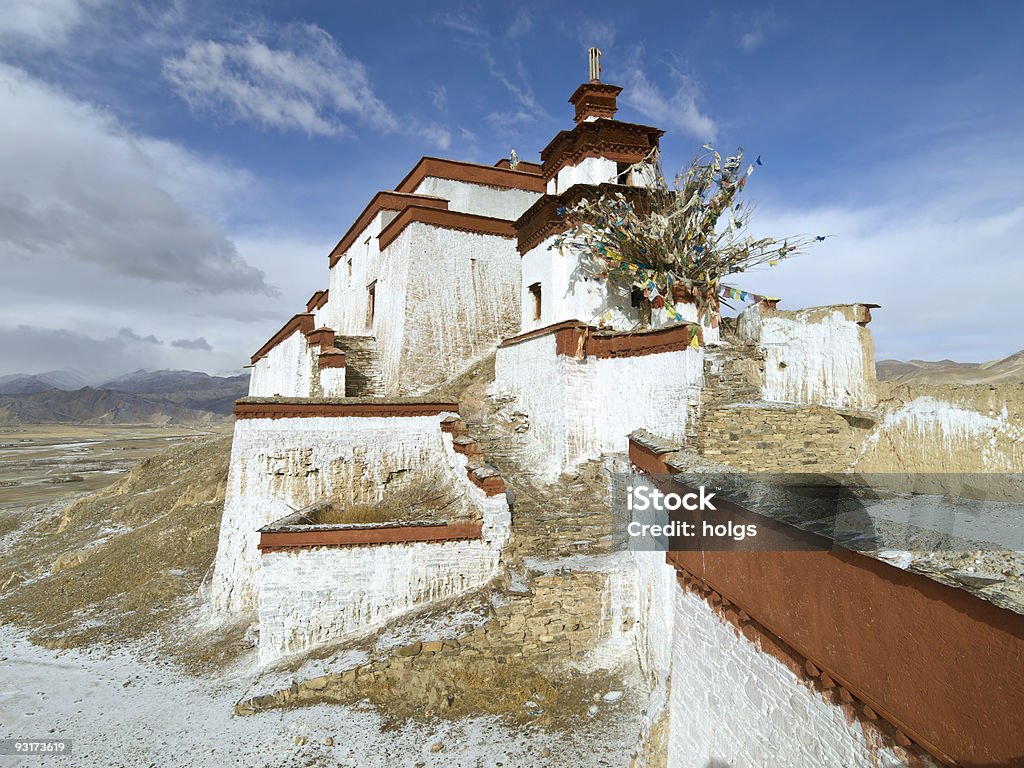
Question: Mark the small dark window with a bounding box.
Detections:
[616,162,632,185]
[529,282,542,321]
[366,280,376,328]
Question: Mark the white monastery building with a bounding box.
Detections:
[206,55,1022,768]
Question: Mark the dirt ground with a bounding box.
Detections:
[0,430,249,670]
[0,385,647,766]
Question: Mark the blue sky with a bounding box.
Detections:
[1,0,1021,379]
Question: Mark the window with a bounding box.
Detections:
[616,162,632,185]
[366,281,376,328]
[528,282,542,321]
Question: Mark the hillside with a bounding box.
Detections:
[0,435,242,666]
[100,369,250,414]
[877,349,1024,385]
[0,370,92,394]
[0,370,249,425]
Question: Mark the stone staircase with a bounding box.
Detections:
[333,335,383,397]
[463,396,617,563]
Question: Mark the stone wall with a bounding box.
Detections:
[240,555,638,715]
[697,402,873,473]
[856,381,1024,473]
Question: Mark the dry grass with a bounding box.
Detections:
[313,479,468,525]
[0,435,246,670]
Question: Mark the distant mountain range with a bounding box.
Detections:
[0,370,93,394]
[0,369,249,425]
[876,349,1024,385]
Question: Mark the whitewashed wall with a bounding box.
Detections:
[546,158,660,194]
[493,334,703,470]
[409,177,539,220]
[311,300,329,328]
[249,330,313,398]
[317,366,345,398]
[258,473,509,662]
[857,395,1024,473]
[326,208,397,336]
[381,223,521,395]
[210,411,489,616]
[739,304,877,410]
[664,581,909,767]
[519,235,717,340]
[628,545,681,768]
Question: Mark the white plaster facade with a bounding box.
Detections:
[209,412,509,619]
[257,471,509,661]
[493,333,703,470]
[627,536,915,768]
[662,580,910,767]
[325,207,393,337]
[739,303,877,410]
[546,156,659,195]
[518,233,716,337]
[375,224,521,395]
[249,330,313,398]
[409,177,540,219]
[318,184,538,396]
[317,365,345,398]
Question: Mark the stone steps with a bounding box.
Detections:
[464,400,616,563]
[334,335,384,397]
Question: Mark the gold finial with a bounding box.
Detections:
[588,47,602,82]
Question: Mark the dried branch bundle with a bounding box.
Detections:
[553,145,814,326]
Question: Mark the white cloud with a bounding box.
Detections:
[431,85,448,113]
[163,23,450,148]
[163,25,396,137]
[171,336,212,351]
[735,201,1024,362]
[737,13,775,53]
[0,229,330,379]
[575,20,617,50]
[0,0,105,48]
[739,28,764,52]
[508,9,533,38]
[620,56,717,140]
[439,12,489,39]
[0,63,270,294]
[438,11,547,126]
